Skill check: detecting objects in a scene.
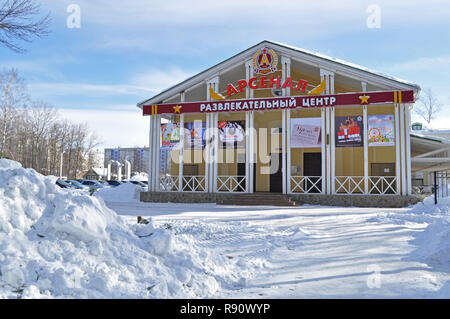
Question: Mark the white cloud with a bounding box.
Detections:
[386,56,450,73]
[130,67,195,92]
[25,67,195,104]
[58,108,149,148]
[28,82,157,97]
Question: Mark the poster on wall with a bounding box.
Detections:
[184,121,206,150]
[335,116,363,147]
[218,120,245,149]
[161,122,180,149]
[290,117,322,148]
[368,114,395,146]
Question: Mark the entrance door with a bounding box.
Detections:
[270,153,283,193]
[303,153,322,193]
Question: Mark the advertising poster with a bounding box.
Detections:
[218,120,245,149]
[368,114,395,146]
[335,116,363,147]
[290,117,322,148]
[184,121,206,150]
[160,122,180,149]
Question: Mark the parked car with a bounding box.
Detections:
[126,180,147,187]
[105,180,123,187]
[97,180,109,186]
[79,180,106,190]
[56,180,73,189]
[65,180,90,190]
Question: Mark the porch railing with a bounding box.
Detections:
[182,175,206,192]
[217,175,246,192]
[335,176,364,194]
[160,175,179,192]
[290,176,323,194]
[368,176,397,194]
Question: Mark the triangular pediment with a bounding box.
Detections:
[137,40,420,108]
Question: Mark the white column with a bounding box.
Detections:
[321,108,326,194]
[249,111,255,193]
[245,60,254,98]
[213,112,219,192]
[281,56,291,96]
[320,69,334,95]
[178,113,184,192]
[286,109,291,194]
[206,76,219,193]
[282,109,287,194]
[361,81,367,93]
[321,69,335,194]
[281,56,291,194]
[148,115,153,191]
[400,104,407,196]
[405,104,412,195]
[326,107,331,194]
[363,104,368,194]
[151,115,158,191]
[330,106,336,194]
[205,113,211,192]
[155,115,161,191]
[245,111,250,193]
[150,116,156,191]
[395,104,401,195]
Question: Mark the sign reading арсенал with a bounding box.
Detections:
[143,90,414,116]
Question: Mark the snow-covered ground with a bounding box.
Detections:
[106,201,450,298]
[2,158,450,298]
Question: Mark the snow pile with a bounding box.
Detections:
[369,195,450,272]
[94,182,143,203]
[129,172,148,182]
[0,159,251,298]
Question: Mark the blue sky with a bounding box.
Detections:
[1,0,450,148]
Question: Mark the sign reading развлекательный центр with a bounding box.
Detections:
[179,302,271,317]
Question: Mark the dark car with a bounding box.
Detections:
[56,180,73,188]
[127,180,147,187]
[79,180,106,190]
[106,180,122,187]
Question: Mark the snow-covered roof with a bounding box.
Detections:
[137,40,420,108]
[411,130,450,144]
[90,167,106,176]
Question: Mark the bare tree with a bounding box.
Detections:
[0,68,28,156]
[414,88,442,124]
[0,0,51,53]
[0,68,101,178]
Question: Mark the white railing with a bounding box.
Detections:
[160,175,179,192]
[182,175,206,192]
[217,176,246,192]
[369,176,397,194]
[335,176,364,194]
[290,176,323,193]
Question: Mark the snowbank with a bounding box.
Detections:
[0,159,250,298]
[369,195,450,272]
[94,182,143,203]
[129,172,148,182]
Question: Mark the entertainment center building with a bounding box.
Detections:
[137,41,421,206]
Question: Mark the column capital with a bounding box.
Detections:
[281,55,291,65]
[320,68,335,77]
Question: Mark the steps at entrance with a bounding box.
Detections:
[217,193,299,206]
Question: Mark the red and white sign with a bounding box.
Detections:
[143,90,415,116]
[226,76,308,97]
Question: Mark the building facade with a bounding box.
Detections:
[104,147,149,177]
[137,41,421,200]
